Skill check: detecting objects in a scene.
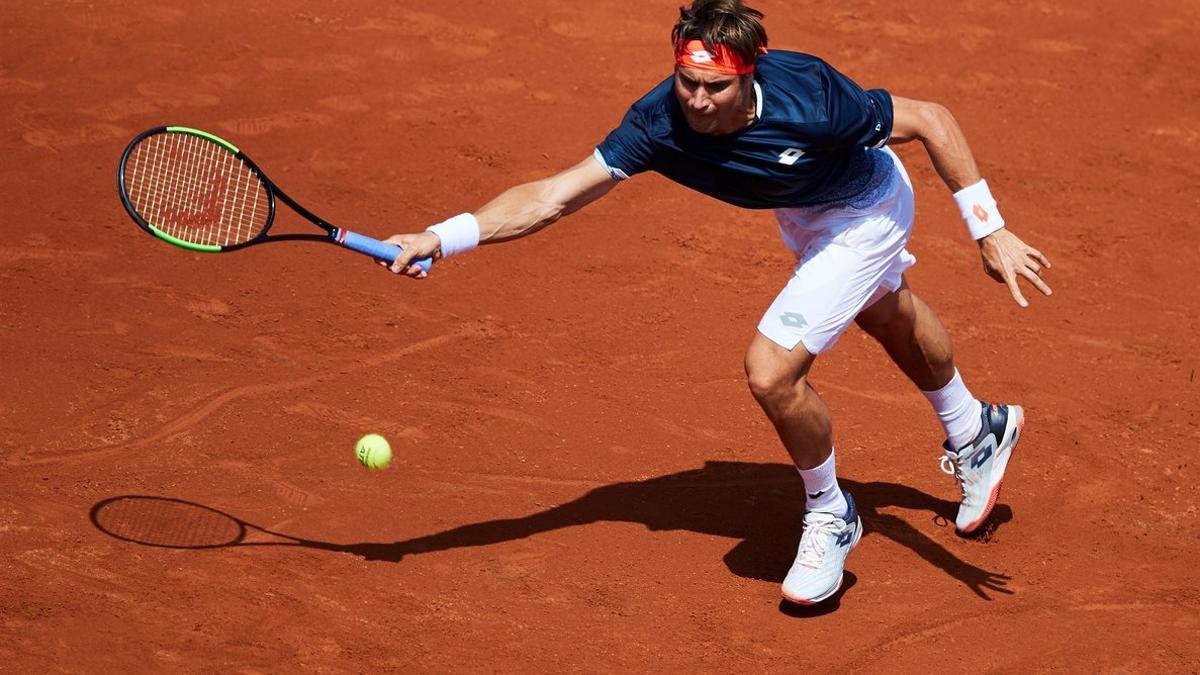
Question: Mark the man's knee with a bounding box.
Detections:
[745,362,799,406]
[744,336,814,407]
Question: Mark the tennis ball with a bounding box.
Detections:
[355,433,392,470]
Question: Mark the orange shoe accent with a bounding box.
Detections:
[960,414,1024,534]
[963,478,1005,533]
[782,573,843,605]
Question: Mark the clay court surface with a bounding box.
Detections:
[2,0,1198,671]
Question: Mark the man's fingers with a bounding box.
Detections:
[1004,270,1029,308]
[387,253,427,278]
[980,234,1053,306]
[1019,265,1053,297]
[389,255,411,273]
[1028,246,1051,269]
[388,243,417,273]
[402,263,426,279]
[377,232,438,279]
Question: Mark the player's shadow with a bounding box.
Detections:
[346,461,1013,603]
[90,461,1014,609]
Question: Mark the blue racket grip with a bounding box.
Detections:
[337,229,433,273]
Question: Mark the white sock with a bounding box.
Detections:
[798,448,848,515]
[921,369,983,451]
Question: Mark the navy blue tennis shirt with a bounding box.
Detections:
[595,50,894,209]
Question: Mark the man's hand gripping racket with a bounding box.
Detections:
[117,126,434,275]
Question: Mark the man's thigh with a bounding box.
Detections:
[855,278,915,336]
[757,227,915,355]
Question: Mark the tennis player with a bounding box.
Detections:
[382,0,1051,605]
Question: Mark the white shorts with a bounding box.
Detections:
[757,147,916,354]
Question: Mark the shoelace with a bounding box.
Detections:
[795,516,838,569]
[940,454,976,503]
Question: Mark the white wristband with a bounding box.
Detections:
[953,179,1005,240]
[426,213,480,258]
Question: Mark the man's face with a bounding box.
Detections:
[673,66,752,135]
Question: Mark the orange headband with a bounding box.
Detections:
[674,39,758,75]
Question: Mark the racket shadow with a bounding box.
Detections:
[90,495,349,553]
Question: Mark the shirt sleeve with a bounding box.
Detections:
[816,61,894,149]
[594,107,655,180]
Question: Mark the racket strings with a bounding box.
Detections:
[123,132,269,247]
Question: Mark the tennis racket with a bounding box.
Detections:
[117,126,432,272]
[91,495,343,551]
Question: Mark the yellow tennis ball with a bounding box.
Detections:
[355,433,392,470]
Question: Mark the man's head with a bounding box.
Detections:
[670,0,767,135]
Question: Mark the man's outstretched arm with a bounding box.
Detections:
[382,156,618,277]
[890,96,1052,307]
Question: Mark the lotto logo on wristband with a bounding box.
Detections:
[954,179,1004,240]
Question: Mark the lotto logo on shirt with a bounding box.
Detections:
[778,148,805,166]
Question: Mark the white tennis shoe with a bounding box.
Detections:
[941,402,1024,534]
[781,493,862,605]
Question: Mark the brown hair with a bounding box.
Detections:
[671,0,768,66]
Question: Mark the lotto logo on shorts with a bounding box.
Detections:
[780,312,808,329]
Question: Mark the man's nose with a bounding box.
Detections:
[689,90,709,111]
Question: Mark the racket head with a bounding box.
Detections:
[91,495,247,549]
[118,126,276,252]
